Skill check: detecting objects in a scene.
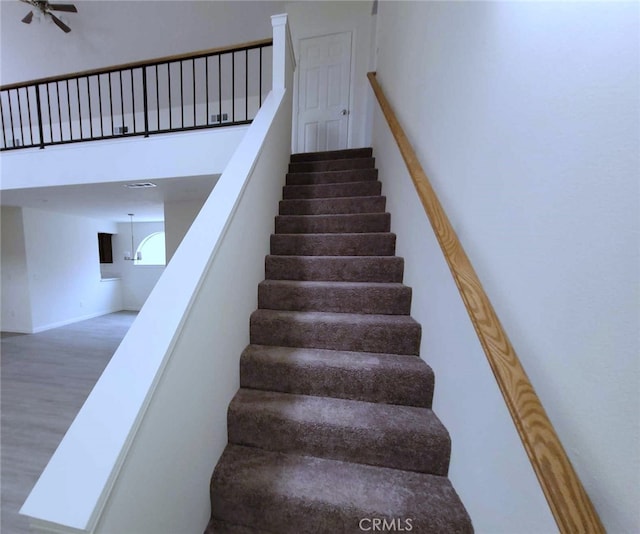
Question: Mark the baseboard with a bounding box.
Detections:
[31,309,124,334]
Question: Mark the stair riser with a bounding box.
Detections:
[250,313,421,355]
[258,283,411,315]
[265,256,404,283]
[283,181,381,200]
[227,391,450,475]
[275,213,390,234]
[279,196,386,215]
[286,168,378,186]
[288,157,375,173]
[240,347,433,407]
[270,234,396,256]
[290,147,373,162]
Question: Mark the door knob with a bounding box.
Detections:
[341,109,349,116]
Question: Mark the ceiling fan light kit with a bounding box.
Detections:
[20,0,77,33]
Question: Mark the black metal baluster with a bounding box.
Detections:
[130,69,136,133]
[66,79,72,140]
[192,58,196,126]
[259,46,263,108]
[25,86,34,146]
[16,88,25,146]
[205,55,209,125]
[35,84,45,148]
[97,74,104,138]
[87,76,94,139]
[46,84,53,143]
[142,67,149,137]
[168,63,172,129]
[180,60,184,127]
[218,54,222,124]
[76,78,82,139]
[0,95,6,148]
[56,81,63,141]
[108,73,114,135]
[232,51,235,123]
[7,90,15,147]
[155,65,159,131]
[119,71,124,133]
[245,49,248,120]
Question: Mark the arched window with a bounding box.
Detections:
[134,232,166,266]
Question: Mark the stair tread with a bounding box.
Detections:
[290,147,372,162]
[288,157,375,173]
[282,180,381,200]
[228,388,449,474]
[258,279,410,315]
[240,344,432,407]
[259,279,407,289]
[251,308,419,325]
[250,309,421,355]
[275,213,391,234]
[286,169,377,183]
[210,445,473,534]
[279,195,386,215]
[270,232,396,257]
[264,255,404,283]
[286,168,378,186]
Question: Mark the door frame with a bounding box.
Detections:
[292,30,355,154]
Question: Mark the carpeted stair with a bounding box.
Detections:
[206,148,473,533]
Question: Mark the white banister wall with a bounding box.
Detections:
[20,14,294,534]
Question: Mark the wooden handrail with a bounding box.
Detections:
[0,38,273,91]
[367,71,604,534]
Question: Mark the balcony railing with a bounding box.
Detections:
[0,38,273,151]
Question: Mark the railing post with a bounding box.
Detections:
[271,14,295,92]
[34,83,45,149]
[142,67,149,137]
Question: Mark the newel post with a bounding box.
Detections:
[271,14,296,92]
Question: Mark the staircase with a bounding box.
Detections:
[206,148,473,533]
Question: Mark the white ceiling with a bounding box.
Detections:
[0,175,219,222]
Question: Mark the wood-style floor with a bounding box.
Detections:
[1,311,137,534]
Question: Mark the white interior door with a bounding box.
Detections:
[296,32,352,153]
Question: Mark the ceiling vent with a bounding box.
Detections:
[124,182,157,189]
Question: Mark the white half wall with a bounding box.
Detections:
[286,0,374,150]
[1,206,32,333]
[373,1,639,532]
[0,126,248,191]
[18,207,122,332]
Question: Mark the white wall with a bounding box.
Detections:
[109,221,165,311]
[18,207,122,332]
[286,0,374,150]
[373,1,639,532]
[1,206,33,332]
[164,197,211,263]
[0,1,285,84]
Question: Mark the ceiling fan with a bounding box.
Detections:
[20,0,78,33]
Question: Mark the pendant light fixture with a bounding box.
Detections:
[124,213,142,261]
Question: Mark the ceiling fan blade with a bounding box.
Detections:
[50,12,71,33]
[21,10,34,24]
[49,3,77,13]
